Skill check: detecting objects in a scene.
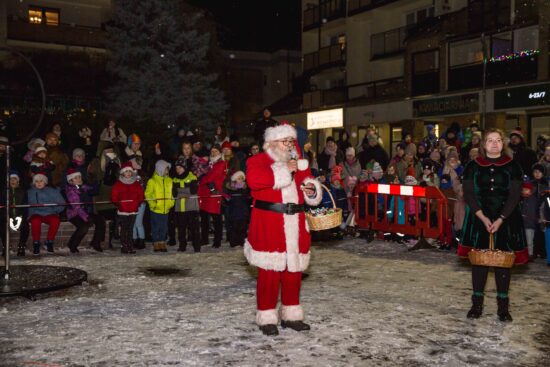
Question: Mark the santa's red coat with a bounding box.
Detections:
[244,151,322,272]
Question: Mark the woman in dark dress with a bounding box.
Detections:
[458,128,528,322]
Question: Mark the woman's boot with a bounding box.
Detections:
[17,242,26,257]
[497,297,513,322]
[467,295,483,319]
[33,241,41,255]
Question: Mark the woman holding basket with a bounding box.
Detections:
[458,128,528,322]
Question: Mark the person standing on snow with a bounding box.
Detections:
[244,123,322,336]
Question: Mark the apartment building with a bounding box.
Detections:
[277,0,549,153]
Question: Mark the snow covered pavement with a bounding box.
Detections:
[1,239,549,366]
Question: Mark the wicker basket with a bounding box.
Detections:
[468,233,515,268]
[305,184,343,231]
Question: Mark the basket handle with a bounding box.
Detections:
[320,183,337,209]
[489,232,494,251]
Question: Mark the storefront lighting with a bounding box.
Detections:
[489,49,540,63]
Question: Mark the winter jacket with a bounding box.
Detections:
[47,146,69,187]
[66,160,88,183]
[521,179,545,229]
[111,177,145,214]
[510,142,537,178]
[30,157,55,183]
[198,159,227,215]
[27,186,65,218]
[0,186,27,218]
[224,183,251,221]
[358,144,389,171]
[173,172,199,212]
[145,160,174,215]
[65,183,98,222]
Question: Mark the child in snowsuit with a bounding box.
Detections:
[65,168,105,253]
[172,158,200,252]
[224,170,251,247]
[111,162,145,254]
[145,160,174,252]
[27,173,65,254]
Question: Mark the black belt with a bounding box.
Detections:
[254,200,304,215]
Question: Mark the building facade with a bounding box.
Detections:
[275,0,549,154]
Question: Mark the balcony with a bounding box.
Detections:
[348,0,401,16]
[303,87,347,110]
[7,19,106,49]
[303,44,346,74]
[449,55,538,91]
[412,71,439,96]
[303,0,346,31]
[348,77,406,102]
[371,26,407,60]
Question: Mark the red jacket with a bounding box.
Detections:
[198,159,227,214]
[244,152,322,273]
[111,179,145,214]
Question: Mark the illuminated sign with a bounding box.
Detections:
[494,83,550,110]
[413,93,479,117]
[307,108,344,130]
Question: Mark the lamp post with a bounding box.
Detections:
[481,32,488,129]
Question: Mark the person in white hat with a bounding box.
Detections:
[244,123,322,336]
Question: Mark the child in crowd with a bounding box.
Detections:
[24,138,45,164]
[66,148,88,182]
[30,146,55,184]
[420,160,439,187]
[27,173,65,254]
[224,170,250,248]
[65,168,105,253]
[521,181,539,260]
[145,160,174,252]
[172,158,200,252]
[111,162,145,254]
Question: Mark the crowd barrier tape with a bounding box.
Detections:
[354,182,449,240]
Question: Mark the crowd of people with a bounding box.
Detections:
[0,116,549,267]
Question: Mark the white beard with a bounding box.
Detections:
[267,146,291,162]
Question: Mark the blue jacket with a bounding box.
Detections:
[27,186,66,218]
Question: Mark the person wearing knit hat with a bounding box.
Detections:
[225,169,250,248]
[30,147,55,185]
[171,156,199,252]
[2,170,29,256]
[245,121,322,335]
[146,160,174,252]
[27,171,65,254]
[345,147,355,157]
[404,175,417,185]
[372,161,383,180]
[111,161,144,254]
[509,126,538,178]
[66,148,88,183]
[127,133,141,147]
[65,166,106,253]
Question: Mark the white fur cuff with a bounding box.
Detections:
[297,159,308,171]
[272,162,293,189]
[256,309,279,326]
[280,305,304,321]
[302,178,323,206]
[244,240,287,271]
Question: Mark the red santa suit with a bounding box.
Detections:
[244,124,322,326]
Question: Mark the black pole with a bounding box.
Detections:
[4,145,10,280]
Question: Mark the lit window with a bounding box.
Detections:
[29,8,42,24]
[45,10,59,26]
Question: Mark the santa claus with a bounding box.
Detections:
[245,123,322,336]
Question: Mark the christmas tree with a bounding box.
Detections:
[106,0,227,133]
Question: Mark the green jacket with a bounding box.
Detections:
[173,173,199,212]
[145,173,174,214]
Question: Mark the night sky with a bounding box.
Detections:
[187,0,301,52]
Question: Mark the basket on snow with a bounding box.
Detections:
[305,183,343,231]
[468,233,515,268]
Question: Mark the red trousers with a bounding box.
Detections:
[256,268,301,310]
[30,215,61,242]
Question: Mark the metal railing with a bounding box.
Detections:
[303,44,346,73]
[371,26,407,59]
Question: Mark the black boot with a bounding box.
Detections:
[177,243,186,252]
[467,295,484,319]
[259,324,279,336]
[17,243,26,257]
[33,241,41,255]
[90,241,103,252]
[280,320,311,331]
[134,239,145,249]
[497,297,513,322]
[45,240,54,253]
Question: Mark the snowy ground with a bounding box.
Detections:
[1,237,549,367]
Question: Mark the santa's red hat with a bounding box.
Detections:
[510,127,524,140]
[221,141,232,152]
[263,122,297,143]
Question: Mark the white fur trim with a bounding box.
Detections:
[66,171,81,183]
[302,178,323,206]
[231,170,245,182]
[264,124,297,143]
[280,305,304,321]
[243,240,311,272]
[282,181,304,272]
[297,159,308,171]
[256,309,279,326]
[271,162,292,189]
